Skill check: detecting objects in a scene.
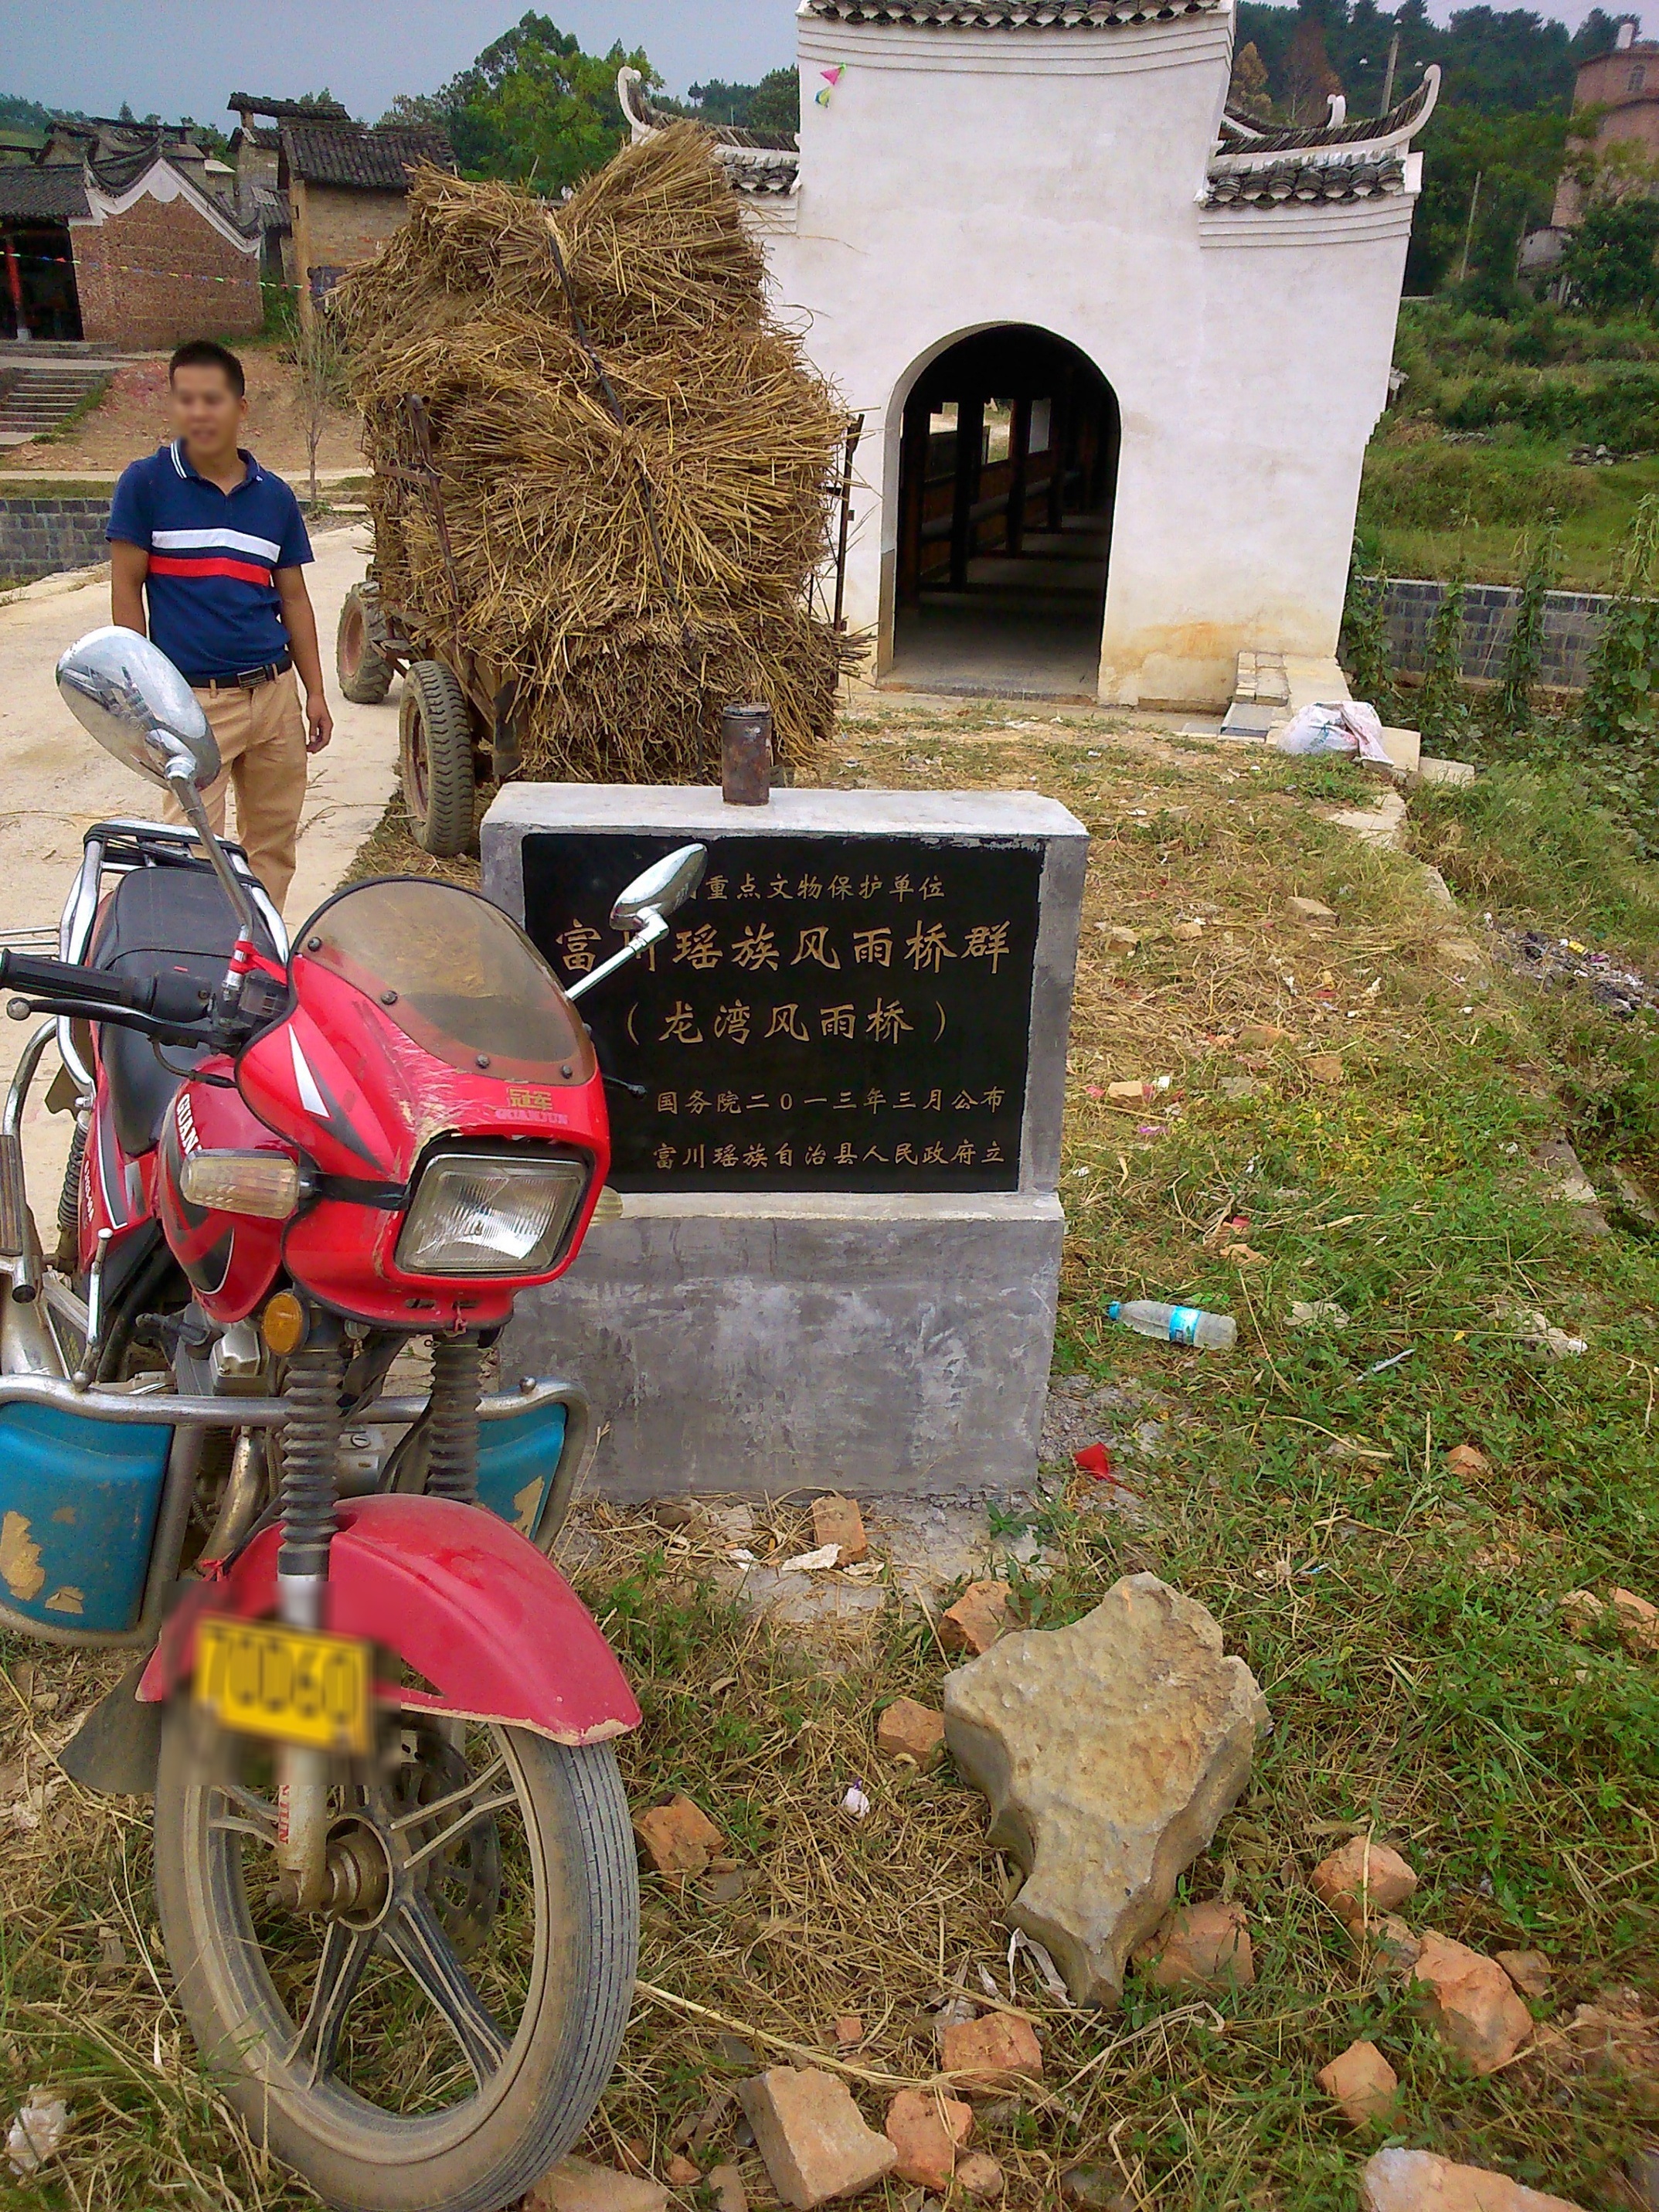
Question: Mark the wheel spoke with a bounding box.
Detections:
[287,1921,376,2091]
[210,1782,278,1846]
[400,1788,517,1877]
[382,1890,509,2088]
[389,1751,508,1836]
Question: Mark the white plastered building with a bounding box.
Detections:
[622,2,1437,712]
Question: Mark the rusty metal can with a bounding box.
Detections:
[721,702,773,806]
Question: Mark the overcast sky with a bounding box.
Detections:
[0,0,1647,122]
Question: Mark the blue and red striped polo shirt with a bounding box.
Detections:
[107,441,313,685]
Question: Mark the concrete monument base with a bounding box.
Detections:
[502,1188,1065,1499]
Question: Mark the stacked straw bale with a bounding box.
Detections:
[333,125,852,784]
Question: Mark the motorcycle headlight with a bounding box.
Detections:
[396,1148,590,1278]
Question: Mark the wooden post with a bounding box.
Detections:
[1046,369,1073,532]
[950,391,984,592]
[1006,393,1032,557]
[896,393,930,612]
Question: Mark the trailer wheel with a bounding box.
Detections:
[399,659,477,857]
[335,584,393,706]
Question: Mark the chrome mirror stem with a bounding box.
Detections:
[566,909,670,1002]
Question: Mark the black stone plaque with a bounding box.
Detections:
[519,832,1043,1193]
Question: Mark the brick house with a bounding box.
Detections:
[0,119,260,346]
[226,94,351,287]
[278,121,454,322]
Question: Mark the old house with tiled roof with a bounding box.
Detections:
[0,117,260,347]
[276,117,454,322]
[623,0,1440,710]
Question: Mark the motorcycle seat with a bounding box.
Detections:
[90,864,277,1158]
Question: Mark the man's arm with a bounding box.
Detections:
[274,567,334,755]
[110,542,148,635]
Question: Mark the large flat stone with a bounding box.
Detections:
[942,1574,1267,2005]
[1360,2149,1585,2212]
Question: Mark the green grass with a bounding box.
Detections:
[1360,441,1659,591]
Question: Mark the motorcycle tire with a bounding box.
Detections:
[152,1700,638,2212]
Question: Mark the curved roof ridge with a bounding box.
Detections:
[799,0,1225,24]
[1215,65,1440,158]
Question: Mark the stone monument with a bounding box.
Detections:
[481,784,1086,1497]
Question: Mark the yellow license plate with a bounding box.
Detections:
[194,1618,372,1754]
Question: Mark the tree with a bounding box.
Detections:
[1281,10,1344,124]
[685,69,800,133]
[1560,196,1659,318]
[287,305,349,504]
[386,13,656,192]
[1229,42,1273,121]
[1404,102,1572,295]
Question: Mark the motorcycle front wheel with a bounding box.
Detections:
[153,1700,638,2212]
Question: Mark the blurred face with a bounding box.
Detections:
[169,364,246,459]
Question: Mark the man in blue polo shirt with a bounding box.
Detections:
[107,338,333,910]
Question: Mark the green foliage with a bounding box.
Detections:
[1360,440,1595,529]
[1411,758,1659,939]
[1420,563,1474,746]
[1561,197,1659,320]
[388,12,656,192]
[1582,492,1659,754]
[1406,102,1574,298]
[1495,509,1560,734]
[685,69,800,134]
[1338,556,1398,718]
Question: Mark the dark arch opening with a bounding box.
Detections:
[889,325,1119,699]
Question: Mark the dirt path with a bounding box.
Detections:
[0,524,401,1198]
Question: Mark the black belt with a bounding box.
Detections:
[194,654,292,692]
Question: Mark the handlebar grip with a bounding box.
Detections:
[0,948,144,1010]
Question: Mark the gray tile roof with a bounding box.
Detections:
[802,0,1223,20]
[1202,151,1408,207]
[227,94,350,120]
[727,155,801,194]
[280,121,454,190]
[0,165,91,221]
[1218,69,1440,154]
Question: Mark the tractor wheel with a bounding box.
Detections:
[335,585,393,706]
[399,660,477,858]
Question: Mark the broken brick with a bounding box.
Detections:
[1445,1443,1491,1477]
[1134,1900,1253,1989]
[939,1581,1012,1657]
[1317,2039,1399,2129]
[956,2152,1007,2200]
[1611,1588,1659,1656]
[737,2067,896,2209]
[1287,896,1338,923]
[883,2089,972,2191]
[665,2155,701,2186]
[634,1794,726,1877]
[940,2011,1044,2096]
[1304,1054,1346,1085]
[1497,1951,1553,2001]
[1412,1931,1534,2074]
[1236,1023,1290,1052]
[875,1697,947,1771]
[811,1495,869,1566]
[833,2015,863,2049]
[1361,2149,1586,2212]
[1310,1836,1418,1928]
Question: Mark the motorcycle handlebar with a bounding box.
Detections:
[0,948,212,1026]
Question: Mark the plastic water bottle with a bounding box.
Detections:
[1107,1299,1237,1351]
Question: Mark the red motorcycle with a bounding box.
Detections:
[0,625,705,2212]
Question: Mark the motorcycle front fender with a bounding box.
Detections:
[138,1493,641,1746]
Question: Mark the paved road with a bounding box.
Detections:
[0,524,402,1200]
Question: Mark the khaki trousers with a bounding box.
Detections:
[163,675,308,913]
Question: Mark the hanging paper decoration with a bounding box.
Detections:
[815,65,844,107]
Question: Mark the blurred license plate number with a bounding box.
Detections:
[194,1618,371,1754]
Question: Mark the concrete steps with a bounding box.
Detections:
[0,356,117,441]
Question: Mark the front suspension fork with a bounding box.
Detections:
[274,1331,345,1909]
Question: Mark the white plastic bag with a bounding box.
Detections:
[1275,699,1391,765]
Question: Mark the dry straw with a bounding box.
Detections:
[333,128,854,784]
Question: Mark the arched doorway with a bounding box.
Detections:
[889,326,1118,699]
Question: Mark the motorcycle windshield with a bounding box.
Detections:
[301,879,596,1084]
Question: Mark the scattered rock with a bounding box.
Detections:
[876,1696,947,1770]
[1436,937,1484,966]
[666,2154,702,2186]
[1288,1300,1349,1329]
[1612,1588,1659,1656]
[1133,1899,1253,1988]
[1059,2166,1129,2211]
[882,2090,973,2191]
[705,1868,747,1905]
[1359,2148,1586,2212]
[527,2159,670,2212]
[1108,1078,1151,1101]
[1317,2039,1399,2129]
[834,2015,864,2049]
[1609,1165,1659,1228]
[1107,926,1141,948]
[1446,1443,1490,1477]
[1566,1988,1659,2104]
[1303,1054,1346,1085]
[1374,1914,1422,1976]
[1219,1077,1259,1102]
[955,2152,1006,2200]
[1236,1023,1290,1052]
[943,1574,1267,2004]
[708,2165,749,2212]
[1497,1951,1553,2001]
[1288,896,1338,923]
[938,2011,1045,2095]
[1310,1836,1418,1928]
[1172,918,1205,941]
[634,1795,726,1877]
[1508,1308,1586,1360]
[1412,1930,1534,2074]
[812,1496,869,1565]
[737,2067,897,2209]
[939,1581,1012,1657]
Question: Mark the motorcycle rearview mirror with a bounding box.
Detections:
[56,626,221,791]
[56,626,257,955]
[566,844,709,1002]
[610,844,708,937]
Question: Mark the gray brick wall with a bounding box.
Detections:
[1377,577,1615,690]
[0,499,110,586]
